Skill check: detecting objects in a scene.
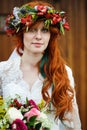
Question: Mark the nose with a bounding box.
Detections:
[35,30,42,40]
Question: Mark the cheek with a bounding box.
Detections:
[24,33,33,42]
[23,35,32,46]
[45,34,50,44]
[24,35,29,42]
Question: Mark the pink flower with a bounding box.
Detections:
[24,108,40,121]
[12,119,28,130]
[29,99,39,110]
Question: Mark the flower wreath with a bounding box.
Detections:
[6,4,70,35]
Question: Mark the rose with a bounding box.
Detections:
[63,22,70,30]
[21,15,32,26]
[12,119,28,130]
[29,99,39,110]
[45,13,53,19]
[6,107,23,123]
[36,5,47,13]
[52,14,62,24]
[36,5,47,15]
[24,108,40,121]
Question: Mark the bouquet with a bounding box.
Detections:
[0,95,52,130]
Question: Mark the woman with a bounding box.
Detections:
[0,1,81,130]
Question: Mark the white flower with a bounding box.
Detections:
[13,7,20,20]
[37,112,52,128]
[34,6,38,11]
[6,107,23,124]
[39,112,47,119]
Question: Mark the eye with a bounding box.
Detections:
[29,28,37,33]
[42,28,49,33]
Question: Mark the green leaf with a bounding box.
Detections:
[32,14,38,21]
[44,128,50,130]
[26,26,29,32]
[26,97,29,104]
[35,122,42,130]
[16,27,20,33]
[47,9,55,14]
[45,19,51,29]
[29,116,37,123]
[60,22,65,35]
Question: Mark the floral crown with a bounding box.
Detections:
[6,4,70,35]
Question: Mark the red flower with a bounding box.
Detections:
[13,99,22,108]
[37,5,47,13]
[29,99,39,110]
[45,13,53,19]
[37,5,47,15]
[12,119,28,130]
[6,29,15,35]
[21,15,32,26]
[63,22,70,30]
[52,14,62,24]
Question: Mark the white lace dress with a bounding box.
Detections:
[0,56,81,130]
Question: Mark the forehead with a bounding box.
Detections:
[30,21,45,29]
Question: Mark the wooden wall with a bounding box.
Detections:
[0,0,86,129]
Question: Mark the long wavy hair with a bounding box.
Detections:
[14,1,74,120]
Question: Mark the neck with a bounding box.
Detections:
[21,51,43,68]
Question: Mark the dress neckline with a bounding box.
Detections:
[17,56,44,90]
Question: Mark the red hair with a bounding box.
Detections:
[14,1,74,120]
[42,26,74,120]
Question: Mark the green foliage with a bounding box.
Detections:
[0,96,6,119]
[27,116,37,129]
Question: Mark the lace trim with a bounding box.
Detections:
[0,57,22,86]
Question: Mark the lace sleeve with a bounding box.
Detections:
[0,61,9,96]
[9,48,20,59]
[0,61,4,96]
[62,66,82,130]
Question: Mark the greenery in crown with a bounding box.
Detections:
[6,4,69,35]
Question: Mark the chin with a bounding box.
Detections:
[32,49,45,54]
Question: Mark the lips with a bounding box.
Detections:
[32,42,43,45]
[32,42,43,47]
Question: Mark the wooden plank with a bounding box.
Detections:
[78,0,86,128]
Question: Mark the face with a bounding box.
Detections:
[23,21,50,54]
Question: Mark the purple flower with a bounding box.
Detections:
[29,99,39,110]
[12,119,28,130]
